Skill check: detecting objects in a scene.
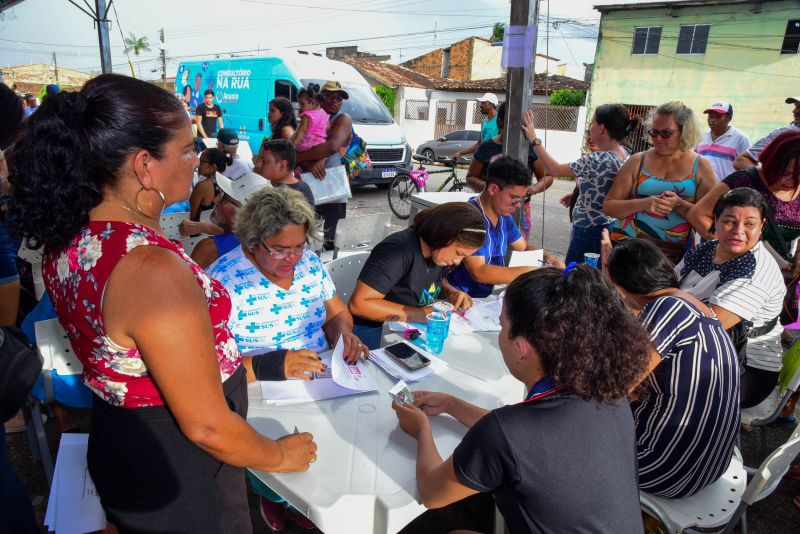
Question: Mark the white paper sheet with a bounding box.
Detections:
[369,341,447,382]
[508,249,544,267]
[330,335,377,391]
[450,299,503,333]
[387,321,426,333]
[45,433,106,533]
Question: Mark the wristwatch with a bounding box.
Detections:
[531,138,543,146]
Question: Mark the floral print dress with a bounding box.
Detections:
[43,221,241,408]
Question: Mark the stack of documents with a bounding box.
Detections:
[450,299,503,333]
[369,341,447,382]
[259,336,377,405]
[508,249,544,267]
[45,433,106,533]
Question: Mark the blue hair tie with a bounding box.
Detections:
[562,262,577,277]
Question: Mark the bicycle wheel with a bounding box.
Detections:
[387,173,420,219]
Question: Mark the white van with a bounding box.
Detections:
[175,50,410,186]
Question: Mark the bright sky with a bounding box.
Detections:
[0,0,606,78]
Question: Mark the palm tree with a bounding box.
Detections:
[490,23,505,43]
[123,33,151,79]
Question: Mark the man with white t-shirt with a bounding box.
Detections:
[733,96,800,169]
[217,128,254,179]
[696,101,750,181]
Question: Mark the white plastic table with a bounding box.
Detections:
[246,329,523,534]
[408,191,476,222]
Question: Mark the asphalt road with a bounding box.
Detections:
[349,168,576,259]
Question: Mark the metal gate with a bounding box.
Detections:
[622,103,657,153]
[434,100,468,138]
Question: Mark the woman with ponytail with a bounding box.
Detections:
[392,265,652,532]
[522,104,636,264]
[1,74,317,533]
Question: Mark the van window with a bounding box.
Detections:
[275,80,298,102]
[302,79,393,125]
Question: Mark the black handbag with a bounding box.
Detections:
[0,326,43,423]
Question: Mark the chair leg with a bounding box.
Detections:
[22,398,53,486]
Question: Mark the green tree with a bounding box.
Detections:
[549,89,586,106]
[123,33,151,79]
[374,84,396,118]
[490,22,505,43]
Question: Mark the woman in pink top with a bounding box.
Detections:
[2,74,320,534]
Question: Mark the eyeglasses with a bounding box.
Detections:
[647,128,680,139]
[260,241,307,260]
[506,192,531,206]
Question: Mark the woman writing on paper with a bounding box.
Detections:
[207,186,367,530]
[348,203,487,349]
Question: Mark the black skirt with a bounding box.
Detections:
[87,365,252,534]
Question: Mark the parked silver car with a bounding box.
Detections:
[415,129,481,163]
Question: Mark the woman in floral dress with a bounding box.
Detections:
[1,74,318,534]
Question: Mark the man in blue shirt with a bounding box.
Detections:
[448,156,538,297]
[453,93,499,160]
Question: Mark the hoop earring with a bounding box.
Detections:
[135,187,166,219]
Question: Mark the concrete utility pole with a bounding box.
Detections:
[159,28,166,88]
[503,0,539,231]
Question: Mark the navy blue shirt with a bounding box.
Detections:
[447,197,522,298]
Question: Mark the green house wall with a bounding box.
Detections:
[588,0,800,140]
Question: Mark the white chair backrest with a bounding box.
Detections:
[17,242,43,265]
[34,318,83,376]
[160,211,189,240]
[326,252,370,305]
[179,235,206,256]
[742,434,800,505]
[333,214,392,256]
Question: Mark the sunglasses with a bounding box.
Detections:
[647,128,680,139]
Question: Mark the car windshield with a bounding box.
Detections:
[302,79,393,124]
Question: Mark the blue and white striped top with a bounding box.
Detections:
[634,295,740,498]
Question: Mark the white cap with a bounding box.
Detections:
[786,96,800,104]
[475,92,499,106]
[215,172,270,205]
[703,101,733,115]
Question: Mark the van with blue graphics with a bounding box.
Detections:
[175,50,411,186]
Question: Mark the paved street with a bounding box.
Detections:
[348,167,576,259]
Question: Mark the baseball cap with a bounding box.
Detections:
[703,102,733,115]
[217,128,239,146]
[215,172,270,205]
[320,80,349,99]
[476,92,499,106]
[786,96,800,104]
[45,84,61,95]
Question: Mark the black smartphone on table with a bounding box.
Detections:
[384,342,431,371]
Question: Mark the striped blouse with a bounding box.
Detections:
[634,295,740,498]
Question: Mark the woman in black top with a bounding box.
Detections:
[348,202,486,348]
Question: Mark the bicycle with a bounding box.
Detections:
[387,154,472,219]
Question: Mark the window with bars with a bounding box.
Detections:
[781,19,800,54]
[632,26,662,55]
[676,24,710,55]
[404,100,430,120]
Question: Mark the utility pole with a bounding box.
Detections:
[503,0,539,231]
[52,51,59,84]
[159,28,166,89]
[95,0,112,73]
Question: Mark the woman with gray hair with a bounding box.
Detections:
[604,101,716,263]
[208,186,367,530]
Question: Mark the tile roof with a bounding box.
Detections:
[342,57,589,95]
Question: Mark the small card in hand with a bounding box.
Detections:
[388,380,415,405]
[313,367,332,380]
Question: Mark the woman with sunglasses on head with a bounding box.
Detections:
[604,101,717,263]
[523,103,635,264]
[207,186,366,530]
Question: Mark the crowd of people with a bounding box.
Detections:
[1,71,799,533]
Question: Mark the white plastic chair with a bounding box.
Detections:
[160,210,213,240]
[741,342,800,455]
[179,235,206,256]
[17,242,46,300]
[325,252,370,305]
[330,213,392,260]
[639,449,747,533]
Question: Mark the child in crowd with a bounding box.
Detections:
[290,84,329,175]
